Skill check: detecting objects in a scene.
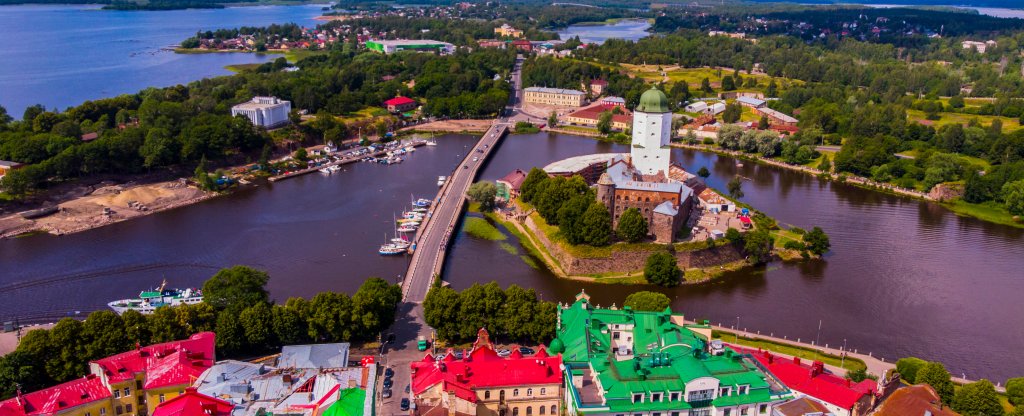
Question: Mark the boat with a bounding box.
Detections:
[319,168,331,174]
[437,176,446,187]
[425,140,438,146]
[379,244,406,255]
[391,237,411,248]
[412,207,428,213]
[414,198,432,207]
[397,224,418,233]
[107,280,203,315]
[396,218,420,225]
[328,165,341,173]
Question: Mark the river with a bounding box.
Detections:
[0,3,327,116]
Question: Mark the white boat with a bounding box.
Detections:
[379,244,406,255]
[437,176,446,187]
[107,280,203,315]
[425,140,438,146]
[328,165,341,172]
[414,198,432,207]
[319,168,331,174]
[397,224,418,233]
[412,207,428,213]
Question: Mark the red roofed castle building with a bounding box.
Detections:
[0,332,216,416]
[410,329,562,416]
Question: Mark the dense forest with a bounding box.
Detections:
[0,267,402,399]
[0,47,514,196]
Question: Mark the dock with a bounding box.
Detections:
[268,139,427,182]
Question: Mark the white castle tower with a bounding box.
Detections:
[630,87,673,176]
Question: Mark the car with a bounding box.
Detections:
[497,349,511,357]
[454,351,464,359]
[383,378,393,389]
[463,165,468,169]
[472,157,479,162]
[384,368,394,378]
[476,149,484,153]
[405,385,410,393]
[382,389,392,399]
[400,399,410,411]
[518,347,535,355]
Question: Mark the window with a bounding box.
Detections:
[116,406,123,415]
[124,387,131,397]
[550,405,557,415]
[513,408,519,416]
[652,413,660,416]
[100,409,107,416]
[651,393,661,402]
[126,404,132,413]
[723,410,731,416]
[485,391,491,400]
[671,413,680,416]
[527,389,533,396]
[740,407,748,415]
[687,389,714,402]
[135,381,143,390]
[758,404,767,414]
[114,390,121,399]
[540,406,546,415]
[540,388,546,395]
[632,393,643,403]
[159,394,165,403]
[719,387,730,397]
[86,413,92,416]
[670,393,680,401]
[514,389,519,397]
[527,407,533,415]
[738,386,748,395]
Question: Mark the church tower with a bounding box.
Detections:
[631,87,673,176]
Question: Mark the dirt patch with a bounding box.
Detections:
[402,119,492,133]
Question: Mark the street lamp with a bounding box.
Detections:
[841,338,847,368]
[735,317,740,343]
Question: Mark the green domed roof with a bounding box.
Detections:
[548,338,564,354]
[636,87,670,113]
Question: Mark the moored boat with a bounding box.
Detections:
[107,280,203,314]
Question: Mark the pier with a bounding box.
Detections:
[268,139,428,182]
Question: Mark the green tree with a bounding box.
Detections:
[148,306,187,343]
[952,379,1003,416]
[766,80,778,98]
[721,76,735,91]
[701,77,713,94]
[722,103,742,123]
[83,310,129,361]
[725,227,743,244]
[949,95,965,109]
[294,147,308,162]
[581,202,612,246]
[597,110,613,134]
[728,176,744,198]
[468,181,498,212]
[1007,406,1024,416]
[0,105,12,127]
[644,252,682,287]
[240,302,275,348]
[818,157,832,172]
[307,291,354,342]
[743,229,775,264]
[846,367,869,382]
[498,285,539,341]
[1002,179,1024,215]
[917,361,955,404]
[548,111,558,126]
[698,166,710,178]
[896,357,927,383]
[214,310,246,355]
[802,226,831,256]
[520,167,548,202]
[351,277,402,340]
[46,318,87,382]
[272,305,309,346]
[1007,377,1024,406]
[759,115,770,130]
[423,285,462,341]
[623,291,672,311]
[175,302,216,334]
[122,310,151,346]
[616,207,648,243]
[202,265,270,312]
[557,195,591,245]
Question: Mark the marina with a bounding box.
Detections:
[269,139,428,182]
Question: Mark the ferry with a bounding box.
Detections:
[107,280,203,314]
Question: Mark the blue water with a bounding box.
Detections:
[556,18,651,44]
[0,4,327,116]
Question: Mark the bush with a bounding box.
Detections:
[623,291,672,311]
[896,357,927,383]
[644,252,682,287]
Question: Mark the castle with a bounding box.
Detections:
[544,87,699,243]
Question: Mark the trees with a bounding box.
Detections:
[468,181,498,212]
[700,77,713,94]
[644,252,682,287]
[802,226,831,256]
[896,357,927,383]
[916,361,955,404]
[425,283,555,344]
[722,103,742,123]
[202,265,270,312]
[697,166,710,178]
[766,80,778,98]
[351,277,402,340]
[721,76,735,91]
[520,167,548,203]
[557,195,591,245]
[728,176,744,198]
[548,111,558,126]
[581,202,612,246]
[616,207,648,243]
[597,110,613,134]
[952,379,1003,416]
[1007,377,1024,406]
[623,291,671,311]
[240,302,275,349]
[1002,179,1024,215]
[759,115,770,130]
[743,229,774,264]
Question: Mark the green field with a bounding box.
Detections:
[943,199,1023,228]
[907,109,1021,133]
[462,217,506,241]
[619,64,801,92]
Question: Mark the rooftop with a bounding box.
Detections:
[757,108,798,123]
[384,96,416,106]
[773,397,834,416]
[91,331,216,390]
[525,86,586,96]
[232,96,290,110]
[152,387,233,416]
[498,169,528,190]
[278,343,350,369]
[566,104,633,125]
[736,97,766,107]
[0,376,110,415]
[872,385,960,416]
[542,153,623,175]
[367,39,452,47]
[738,347,876,410]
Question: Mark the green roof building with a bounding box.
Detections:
[554,291,791,416]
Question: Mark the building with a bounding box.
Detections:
[151,387,233,416]
[365,39,454,55]
[961,40,996,53]
[736,97,766,109]
[706,103,727,116]
[384,96,418,113]
[278,343,351,369]
[410,328,562,416]
[495,24,524,38]
[0,332,217,416]
[478,40,507,49]
[589,79,609,95]
[684,101,708,113]
[752,108,797,127]
[564,104,633,131]
[600,96,625,108]
[741,350,877,416]
[511,40,533,52]
[497,169,527,200]
[524,87,586,107]
[771,397,834,416]
[697,188,735,213]
[631,87,674,176]
[231,96,292,128]
[0,160,24,179]
[552,292,793,416]
[871,385,959,416]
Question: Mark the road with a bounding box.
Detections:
[376,56,524,416]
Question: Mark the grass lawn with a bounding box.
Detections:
[712,329,868,373]
[225,63,262,73]
[283,49,328,62]
[803,149,835,168]
[619,64,802,93]
[942,199,1023,228]
[907,109,1021,132]
[462,217,506,241]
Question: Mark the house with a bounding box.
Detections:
[737,96,767,109]
[511,39,533,51]
[0,160,24,179]
[600,96,625,107]
[80,132,99,142]
[772,397,835,416]
[553,292,793,416]
[0,332,217,416]
[478,40,506,48]
[494,23,523,38]
[410,328,562,416]
[564,103,633,131]
[698,188,736,213]
[497,169,527,200]
[152,387,233,416]
[383,96,417,113]
[684,101,708,113]
[589,79,608,95]
[961,40,995,53]
[231,96,292,128]
[741,349,877,416]
[872,385,959,416]
[753,107,798,126]
[523,87,586,107]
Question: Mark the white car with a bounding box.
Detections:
[472,157,479,162]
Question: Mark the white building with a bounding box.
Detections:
[684,101,708,113]
[631,87,674,176]
[231,96,292,128]
[961,40,996,53]
[707,102,727,115]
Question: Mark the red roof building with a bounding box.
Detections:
[152,387,233,416]
[411,329,562,416]
[497,169,528,199]
[740,348,877,416]
[0,332,217,416]
[383,96,417,113]
[511,40,533,51]
[564,104,633,131]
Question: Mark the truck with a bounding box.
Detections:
[417,335,429,351]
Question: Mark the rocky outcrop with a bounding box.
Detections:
[928,182,965,201]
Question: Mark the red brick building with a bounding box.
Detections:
[384,96,417,113]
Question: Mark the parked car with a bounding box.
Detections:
[384,368,394,378]
[382,389,392,399]
[518,347,535,355]
[400,399,410,411]
[497,349,511,357]
[383,378,393,389]
[405,385,410,393]
[472,157,479,162]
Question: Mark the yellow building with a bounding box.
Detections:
[494,24,524,38]
[523,87,586,107]
[411,329,562,416]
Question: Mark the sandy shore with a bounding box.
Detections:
[0,323,54,357]
[401,119,493,133]
[0,180,215,239]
